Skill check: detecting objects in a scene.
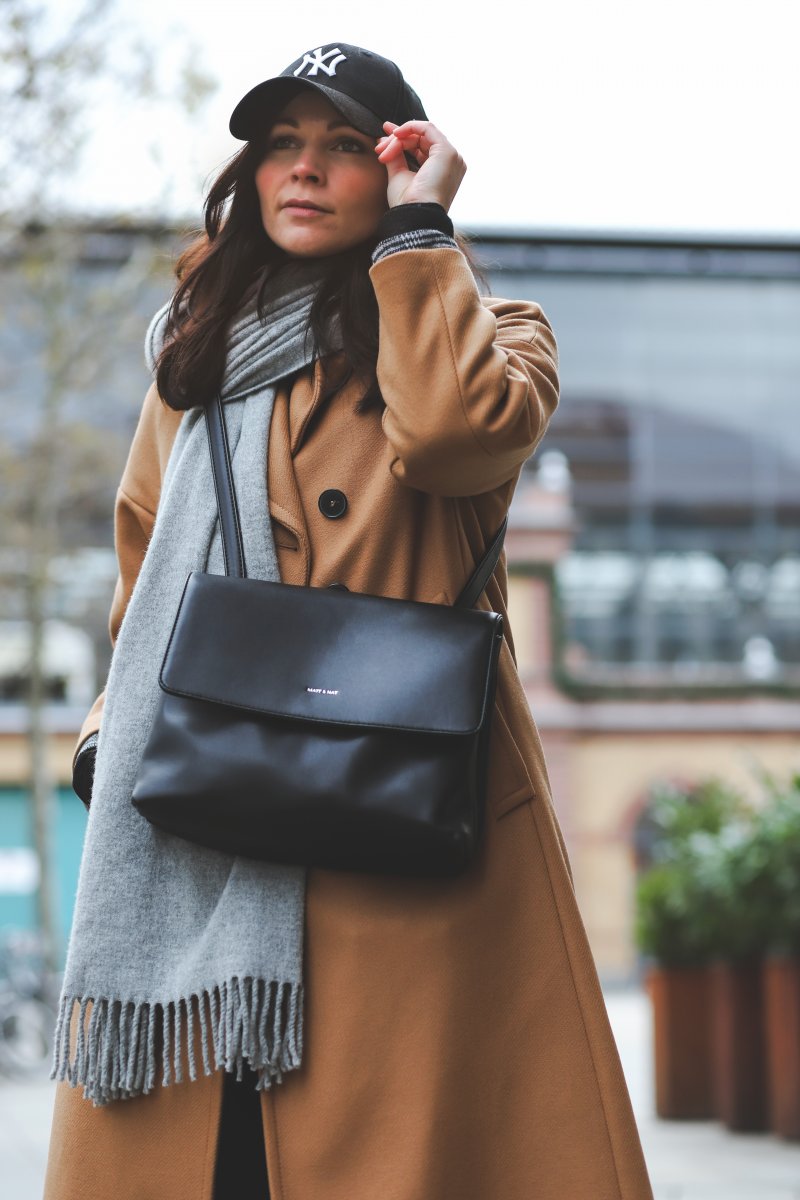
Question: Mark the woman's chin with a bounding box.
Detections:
[267,225,371,260]
[268,228,333,258]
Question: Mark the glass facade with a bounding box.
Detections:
[476,234,800,682]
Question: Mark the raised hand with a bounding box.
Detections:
[375,120,466,211]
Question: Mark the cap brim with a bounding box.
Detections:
[229,77,383,141]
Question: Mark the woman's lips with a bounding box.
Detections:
[282,201,330,217]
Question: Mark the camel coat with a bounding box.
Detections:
[45,246,653,1200]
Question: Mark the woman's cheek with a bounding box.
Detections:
[254,162,277,205]
[346,167,390,228]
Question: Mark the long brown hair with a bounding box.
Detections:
[155,135,484,414]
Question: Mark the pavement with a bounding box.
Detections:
[1,989,799,1198]
[607,988,800,1200]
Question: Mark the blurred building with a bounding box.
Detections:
[0,223,798,977]
[482,230,800,978]
[483,230,799,680]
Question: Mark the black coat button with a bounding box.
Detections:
[318,489,348,519]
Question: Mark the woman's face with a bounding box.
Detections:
[254,90,389,258]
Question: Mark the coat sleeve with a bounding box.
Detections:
[71,384,166,772]
[369,246,559,497]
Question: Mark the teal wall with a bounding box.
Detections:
[0,787,87,967]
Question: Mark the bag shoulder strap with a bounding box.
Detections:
[207,395,246,578]
[453,515,508,610]
[207,394,507,605]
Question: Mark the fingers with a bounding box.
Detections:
[377,119,447,150]
[382,119,442,143]
[378,126,430,160]
[374,133,400,159]
[374,133,425,165]
[375,119,467,211]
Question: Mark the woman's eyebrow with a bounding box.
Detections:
[271,115,363,133]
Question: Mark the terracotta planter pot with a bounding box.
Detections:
[710,959,768,1131]
[647,964,715,1119]
[763,955,800,1140]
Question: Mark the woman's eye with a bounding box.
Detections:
[263,134,366,155]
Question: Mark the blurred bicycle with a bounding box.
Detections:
[0,929,60,1079]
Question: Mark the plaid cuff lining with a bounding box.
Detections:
[371,229,458,264]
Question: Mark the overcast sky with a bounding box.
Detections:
[62,0,800,236]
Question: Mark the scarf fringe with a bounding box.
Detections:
[50,977,303,1107]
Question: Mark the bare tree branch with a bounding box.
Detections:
[0,0,215,970]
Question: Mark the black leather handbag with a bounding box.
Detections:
[131,394,507,878]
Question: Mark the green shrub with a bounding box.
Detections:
[635,771,800,966]
[696,820,775,961]
[635,851,722,967]
[635,776,749,869]
[749,771,800,956]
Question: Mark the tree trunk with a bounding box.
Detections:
[25,415,61,977]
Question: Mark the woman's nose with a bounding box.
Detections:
[291,149,325,184]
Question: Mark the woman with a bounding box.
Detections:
[45,42,653,1200]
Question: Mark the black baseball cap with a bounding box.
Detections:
[229,43,427,142]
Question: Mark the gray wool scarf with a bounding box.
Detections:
[52,261,334,1106]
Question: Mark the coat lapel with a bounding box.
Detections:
[267,374,314,586]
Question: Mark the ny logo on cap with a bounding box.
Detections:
[293,47,347,78]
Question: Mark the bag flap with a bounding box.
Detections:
[160,572,504,735]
